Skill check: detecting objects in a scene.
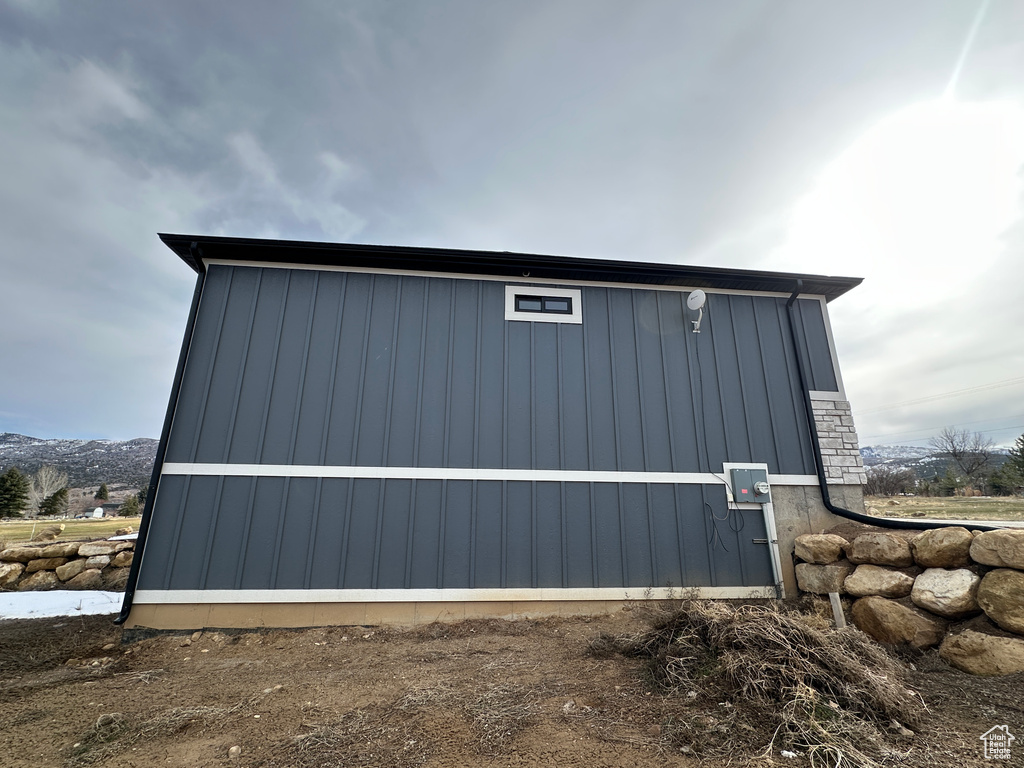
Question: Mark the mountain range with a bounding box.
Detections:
[0,433,157,488]
[0,433,1010,489]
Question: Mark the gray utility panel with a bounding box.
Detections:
[139,264,839,593]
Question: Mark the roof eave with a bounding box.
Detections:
[158,233,863,301]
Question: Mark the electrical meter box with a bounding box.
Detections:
[730,468,771,503]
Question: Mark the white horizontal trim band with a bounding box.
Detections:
[133,586,775,604]
[768,474,823,486]
[160,463,820,486]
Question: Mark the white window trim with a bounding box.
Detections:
[504,285,582,324]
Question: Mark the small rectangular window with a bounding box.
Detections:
[515,296,544,312]
[541,297,571,314]
[505,285,582,324]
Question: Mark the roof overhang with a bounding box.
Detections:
[159,233,862,302]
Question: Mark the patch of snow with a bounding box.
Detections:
[860,445,934,460]
[0,591,122,620]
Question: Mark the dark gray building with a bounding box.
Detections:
[121,235,866,629]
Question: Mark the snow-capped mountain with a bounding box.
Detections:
[0,433,157,486]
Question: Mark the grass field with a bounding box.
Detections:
[865,495,1024,522]
[0,516,142,544]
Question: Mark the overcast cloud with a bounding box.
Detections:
[1,0,1022,448]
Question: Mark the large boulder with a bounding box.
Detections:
[39,541,80,558]
[31,524,65,541]
[111,551,133,568]
[851,596,947,649]
[844,565,915,598]
[0,561,25,587]
[56,559,88,582]
[66,569,105,590]
[911,568,981,618]
[16,570,60,591]
[0,546,45,563]
[77,541,119,557]
[939,629,1024,675]
[910,527,972,568]
[970,529,1024,569]
[26,557,68,573]
[977,569,1024,635]
[795,561,855,594]
[847,533,914,567]
[794,534,848,564]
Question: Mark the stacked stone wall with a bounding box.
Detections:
[795,526,1024,675]
[811,398,867,485]
[0,537,134,592]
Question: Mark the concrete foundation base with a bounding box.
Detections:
[124,600,633,630]
[771,484,866,595]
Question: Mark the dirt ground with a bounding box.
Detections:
[1,607,1022,768]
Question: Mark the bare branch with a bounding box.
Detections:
[27,465,70,516]
[864,465,916,496]
[929,427,994,481]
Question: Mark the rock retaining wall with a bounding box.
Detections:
[795,526,1024,675]
[0,537,134,592]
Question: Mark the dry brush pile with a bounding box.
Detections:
[590,599,923,768]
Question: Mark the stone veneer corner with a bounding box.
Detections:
[812,398,867,485]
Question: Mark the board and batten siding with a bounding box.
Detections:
[138,264,839,594]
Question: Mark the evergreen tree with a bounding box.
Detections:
[938,468,961,497]
[118,494,140,517]
[94,482,109,501]
[1009,433,1024,476]
[39,487,69,516]
[0,467,31,517]
[137,486,148,507]
[990,463,1023,496]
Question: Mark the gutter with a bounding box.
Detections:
[115,245,207,624]
[158,232,863,302]
[784,280,1001,533]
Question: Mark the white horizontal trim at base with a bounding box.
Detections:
[161,463,820,486]
[133,586,776,605]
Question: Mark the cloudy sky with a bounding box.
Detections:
[1,0,1023,449]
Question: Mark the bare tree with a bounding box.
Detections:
[865,465,917,497]
[929,427,994,484]
[27,465,70,516]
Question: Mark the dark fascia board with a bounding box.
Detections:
[159,233,862,302]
